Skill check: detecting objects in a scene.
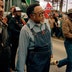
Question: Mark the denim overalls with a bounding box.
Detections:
[26,24,52,72]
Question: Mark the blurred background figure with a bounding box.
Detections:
[7,6,25,72]
[59,8,72,72]
[52,9,72,72]
[6,6,16,25]
[48,14,55,37]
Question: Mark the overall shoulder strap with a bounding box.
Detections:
[27,23,36,36]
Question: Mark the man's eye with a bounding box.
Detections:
[1,6,4,8]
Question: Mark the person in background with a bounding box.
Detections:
[8,6,25,72]
[58,9,72,72]
[5,6,16,26]
[48,14,55,37]
[51,9,72,72]
[16,3,53,72]
[53,11,59,37]
[57,17,63,38]
[5,6,16,37]
[0,0,10,72]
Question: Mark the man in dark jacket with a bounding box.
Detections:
[8,7,25,71]
[0,0,10,72]
[6,6,15,24]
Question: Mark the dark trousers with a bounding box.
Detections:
[0,45,10,72]
[0,66,10,72]
[10,39,18,70]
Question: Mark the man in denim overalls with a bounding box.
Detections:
[17,3,53,72]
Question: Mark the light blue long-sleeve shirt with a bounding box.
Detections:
[16,19,52,72]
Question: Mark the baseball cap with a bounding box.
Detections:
[15,7,22,12]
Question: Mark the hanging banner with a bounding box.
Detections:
[44,2,53,18]
[25,0,31,5]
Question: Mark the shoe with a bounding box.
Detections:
[50,60,58,65]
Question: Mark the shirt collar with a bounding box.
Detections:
[27,19,47,29]
[27,19,35,29]
[27,19,42,29]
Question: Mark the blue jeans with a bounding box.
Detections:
[57,40,72,72]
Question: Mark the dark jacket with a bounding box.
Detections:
[8,17,24,40]
[0,20,10,69]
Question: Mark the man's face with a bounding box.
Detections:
[32,6,45,23]
[16,11,21,17]
[10,7,15,13]
[54,11,59,17]
[0,0,4,19]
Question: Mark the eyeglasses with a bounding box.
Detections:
[33,10,45,17]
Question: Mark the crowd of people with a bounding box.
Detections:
[48,11,64,39]
[0,0,72,72]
